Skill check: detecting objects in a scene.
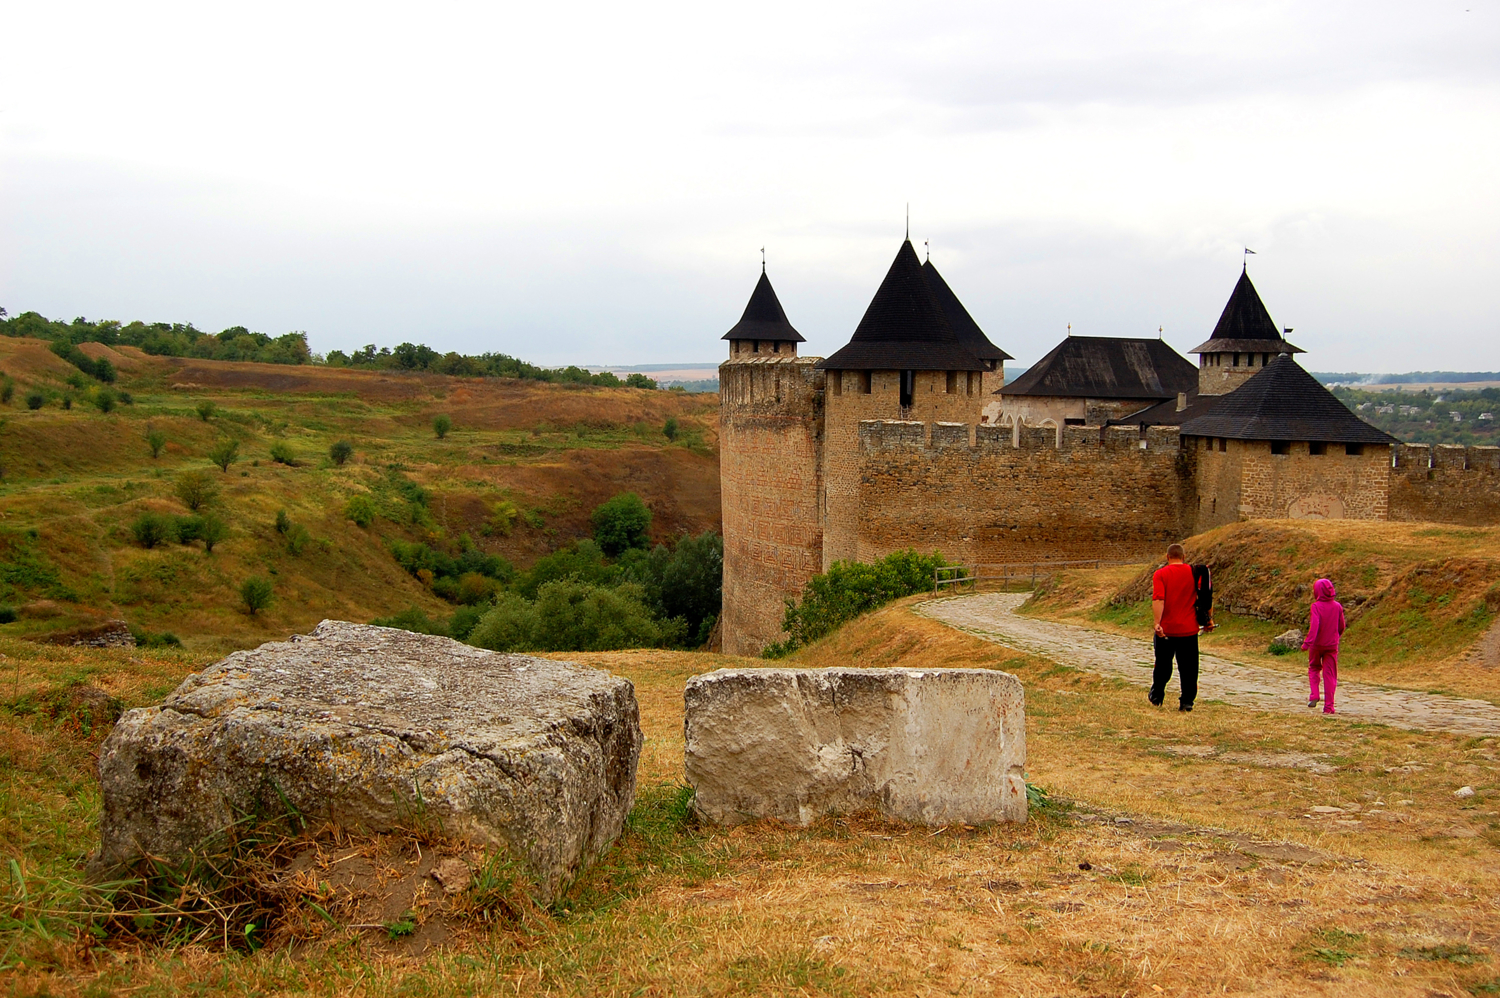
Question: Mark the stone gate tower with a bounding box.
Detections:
[717,267,824,656]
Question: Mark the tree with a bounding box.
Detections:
[1,377,14,404]
[208,438,239,472]
[274,509,291,534]
[240,576,273,614]
[25,393,44,411]
[591,492,652,556]
[196,400,216,421]
[199,514,229,553]
[433,414,452,439]
[131,512,173,549]
[93,357,117,383]
[94,388,117,413]
[174,470,218,511]
[146,428,167,458]
[625,373,658,389]
[329,440,353,466]
[663,417,679,441]
[269,441,297,466]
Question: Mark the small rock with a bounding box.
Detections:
[1078,861,1092,871]
[813,935,837,949]
[1113,816,1133,825]
[1309,806,1344,814]
[430,857,471,895]
[1455,786,1476,798]
[1268,629,1303,652]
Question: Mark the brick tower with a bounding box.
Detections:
[717,265,825,656]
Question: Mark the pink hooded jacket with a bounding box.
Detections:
[1301,578,1346,651]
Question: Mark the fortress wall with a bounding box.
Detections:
[1389,444,1500,525]
[822,371,985,568]
[851,421,1194,565]
[1184,436,1247,530]
[718,359,825,656]
[1235,441,1393,521]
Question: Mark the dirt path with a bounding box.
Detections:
[919,593,1500,738]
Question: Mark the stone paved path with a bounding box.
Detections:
[918,593,1500,738]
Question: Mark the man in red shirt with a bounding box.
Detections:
[1150,542,1209,711]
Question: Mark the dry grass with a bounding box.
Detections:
[5,601,1496,996]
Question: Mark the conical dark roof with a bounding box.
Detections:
[1002,336,1198,400]
[1179,354,1396,444]
[722,271,805,342]
[1188,268,1303,354]
[817,241,985,371]
[922,260,1012,362]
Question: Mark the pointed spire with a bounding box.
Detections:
[816,239,985,371]
[922,258,1012,362]
[1188,268,1304,355]
[722,269,804,342]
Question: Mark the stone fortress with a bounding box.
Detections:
[718,239,1500,656]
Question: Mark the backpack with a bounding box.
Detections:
[1192,564,1213,627]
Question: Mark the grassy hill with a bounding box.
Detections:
[0,336,721,653]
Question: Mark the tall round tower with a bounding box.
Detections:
[717,266,825,656]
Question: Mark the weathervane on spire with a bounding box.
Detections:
[924,239,929,262]
[905,204,909,240]
[1067,323,1072,337]
[1244,247,1256,270]
[760,247,765,273]
[1159,325,1163,340]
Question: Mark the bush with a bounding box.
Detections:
[531,580,673,650]
[174,515,204,544]
[0,605,17,624]
[511,540,613,600]
[94,388,117,413]
[467,592,538,651]
[433,414,452,439]
[591,492,652,556]
[93,357,116,383]
[198,515,229,552]
[765,549,947,657]
[208,438,239,472]
[196,400,217,421]
[446,604,485,641]
[269,441,298,466]
[25,393,44,411]
[329,440,353,466]
[130,628,181,648]
[62,396,72,410]
[174,470,218,510]
[625,373,658,389]
[274,509,291,534]
[240,576,273,614]
[663,416,679,441]
[146,428,167,458]
[131,512,173,549]
[482,499,519,537]
[344,494,376,527]
[1,377,13,404]
[619,530,723,647]
[118,391,133,405]
[284,523,310,555]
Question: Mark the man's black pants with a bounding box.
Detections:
[1151,633,1199,708]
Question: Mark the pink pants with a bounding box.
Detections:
[1308,648,1337,713]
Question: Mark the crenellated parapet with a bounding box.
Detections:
[857,419,1184,456]
[1390,443,1500,524]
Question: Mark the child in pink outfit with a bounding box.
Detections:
[1301,578,1346,714]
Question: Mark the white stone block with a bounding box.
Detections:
[684,667,1025,826]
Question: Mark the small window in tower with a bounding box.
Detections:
[1309,442,1327,455]
[830,372,842,396]
[1218,438,1228,452]
[860,371,872,394]
[1233,353,1241,367]
[773,341,781,354]
[945,371,958,394]
[1271,440,1290,455]
[967,371,975,396]
[900,370,915,408]
[1345,443,1364,456]
[752,341,760,354]
[1263,353,1270,366]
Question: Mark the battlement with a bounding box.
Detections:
[857,419,1182,455]
[1393,443,1500,472]
[719,357,824,416]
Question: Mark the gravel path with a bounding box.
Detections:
[918,593,1500,738]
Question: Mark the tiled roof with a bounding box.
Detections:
[817,241,986,371]
[999,336,1199,400]
[921,260,1012,362]
[1187,268,1303,355]
[722,270,805,342]
[1178,354,1397,444]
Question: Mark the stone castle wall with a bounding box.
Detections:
[1389,444,1500,525]
[852,421,1195,565]
[822,370,986,568]
[718,358,825,656]
[1187,437,1394,527]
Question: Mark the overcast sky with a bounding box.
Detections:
[3,1,1497,371]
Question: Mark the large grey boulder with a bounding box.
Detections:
[684,667,1025,827]
[96,621,641,900]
